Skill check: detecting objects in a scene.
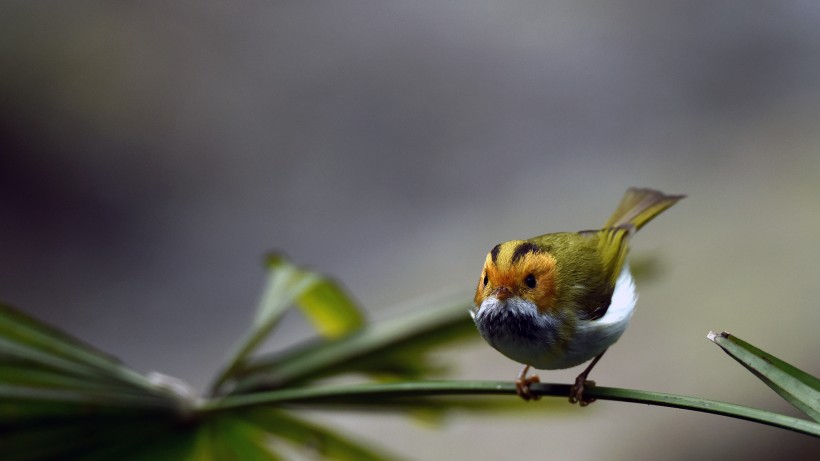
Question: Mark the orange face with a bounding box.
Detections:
[474,240,558,313]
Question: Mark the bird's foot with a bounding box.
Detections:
[515,373,542,401]
[569,377,597,406]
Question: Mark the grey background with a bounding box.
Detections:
[2,1,819,459]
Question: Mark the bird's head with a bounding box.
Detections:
[474,240,558,314]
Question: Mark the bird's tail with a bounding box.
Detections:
[604,188,685,231]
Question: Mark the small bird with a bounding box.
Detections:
[471,187,684,404]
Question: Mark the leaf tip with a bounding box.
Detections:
[263,252,287,268]
[707,331,731,343]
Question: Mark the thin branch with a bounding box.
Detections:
[199,380,820,438]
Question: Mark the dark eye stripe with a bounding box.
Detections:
[511,242,541,263]
[490,244,502,263]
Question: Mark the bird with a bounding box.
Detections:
[471,187,684,405]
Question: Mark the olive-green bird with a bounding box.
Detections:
[471,187,684,404]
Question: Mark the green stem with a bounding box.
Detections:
[198,380,820,438]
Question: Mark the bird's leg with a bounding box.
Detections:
[515,364,541,401]
[569,349,607,406]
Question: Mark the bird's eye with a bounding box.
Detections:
[525,274,536,289]
[483,275,489,286]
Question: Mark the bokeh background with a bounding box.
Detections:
[2,1,819,459]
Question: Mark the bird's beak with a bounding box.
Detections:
[494,286,512,300]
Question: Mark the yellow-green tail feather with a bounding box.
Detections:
[604,187,685,230]
[598,188,685,289]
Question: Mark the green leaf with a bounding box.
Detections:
[202,416,284,461]
[0,363,140,392]
[204,380,820,438]
[296,276,364,338]
[212,254,364,393]
[0,304,160,394]
[708,331,820,422]
[0,364,175,413]
[228,300,476,393]
[240,408,405,461]
[0,304,185,452]
[0,384,174,411]
[0,303,193,461]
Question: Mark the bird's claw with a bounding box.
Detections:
[515,374,541,401]
[569,378,597,406]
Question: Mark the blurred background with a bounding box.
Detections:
[2,1,819,459]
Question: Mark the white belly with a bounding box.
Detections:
[472,266,637,370]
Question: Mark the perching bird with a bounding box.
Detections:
[471,188,684,404]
